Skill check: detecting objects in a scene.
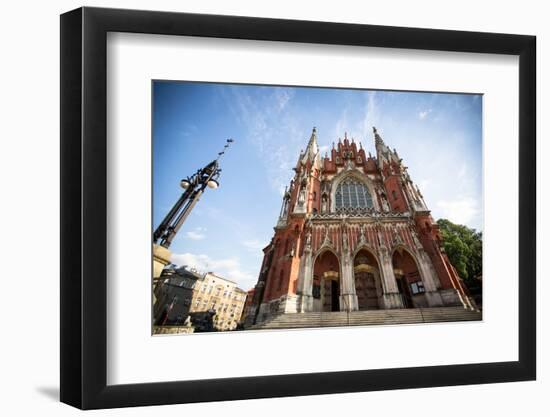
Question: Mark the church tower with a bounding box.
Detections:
[246,127,474,325]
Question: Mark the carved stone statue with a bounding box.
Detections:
[322,225,331,246]
[392,224,403,245]
[359,223,367,244]
[304,229,312,252]
[342,226,349,253]
[298,186,307,206]
[377,226,385,247]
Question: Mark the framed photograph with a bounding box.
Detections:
[60,6,536,410]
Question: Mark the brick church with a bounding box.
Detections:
[246,127,475,325]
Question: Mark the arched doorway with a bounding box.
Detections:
[354,249,383,310]
[392,248,426,308]
[312,250,340,312]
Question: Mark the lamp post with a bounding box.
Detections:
[153,138,233,248]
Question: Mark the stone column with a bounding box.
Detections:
[296,246,314,312]
[416,248,444,306]
[378,245,404,309]
[339,251,358,311]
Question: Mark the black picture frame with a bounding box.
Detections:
[60,6,536,410]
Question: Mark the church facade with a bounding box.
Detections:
[247,127,475,325]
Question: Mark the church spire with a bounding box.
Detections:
[373,126,393,169]
[301,126,320,167]
[307,126,318,150]
[373,126,385,147]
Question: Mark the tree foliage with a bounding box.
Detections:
[436,219,482,293]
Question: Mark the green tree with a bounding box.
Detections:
[436,219,482,294]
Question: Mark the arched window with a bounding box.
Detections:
[335,177,373,209]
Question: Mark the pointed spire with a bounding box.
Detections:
[373,126,385,147]
[301,126,320,167]
[308,126,318,146]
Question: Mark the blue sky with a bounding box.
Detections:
[153,81,482,290]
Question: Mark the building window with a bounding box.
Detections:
[410,281,425,294]
[392,190,398,201]
[335,178,373,209]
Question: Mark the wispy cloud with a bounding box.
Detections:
[361,91,381,137]
[171,252,256,290]
[436,197,479,226]
[274,88,294,111]
[418,109,432,120]
[185,227,206,240]
[224,86,306,194]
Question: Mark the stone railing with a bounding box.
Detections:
[312,208,410,220]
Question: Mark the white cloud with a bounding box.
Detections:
[185,227,206,240]
[274,88,294,111]
[225,86,306,194]
[171,252,257,290]
[418,109,432,120]
[361,91,381,137]
[436,197,479,227]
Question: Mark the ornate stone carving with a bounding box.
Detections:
[377,226,386,248]
[342,227,349,253]
[304,229,312,252]
[358,223,367,245]
[392,224,403,245]
[379,190,390,212]
[311,208,409,220]
[322,225,332,247]
[297,187,306,206]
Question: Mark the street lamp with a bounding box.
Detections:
[153,138,234,248]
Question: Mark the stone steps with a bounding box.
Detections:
[249,307,481,330]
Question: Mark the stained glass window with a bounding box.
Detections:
[335,178,373,209]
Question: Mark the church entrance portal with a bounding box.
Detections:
[313,250,340,312]
[354,249,382,310]
[392,248,426,308]
[322,275,340,312]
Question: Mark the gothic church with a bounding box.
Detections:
[247,127,475,325]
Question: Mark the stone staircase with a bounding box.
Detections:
[249,307,481,330]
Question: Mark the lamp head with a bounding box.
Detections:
[207,179,219,189]
[180,179,191,189]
